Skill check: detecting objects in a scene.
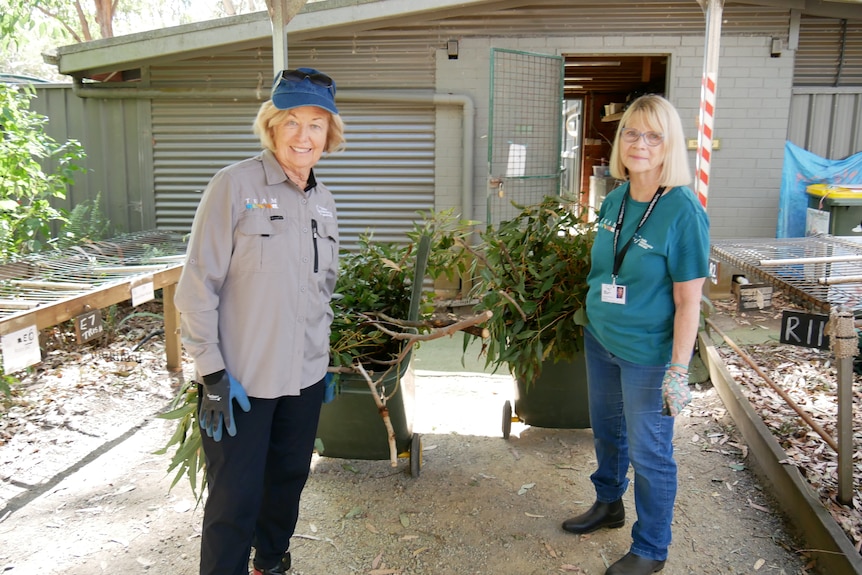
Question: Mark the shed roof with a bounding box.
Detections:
[45,0,862,82]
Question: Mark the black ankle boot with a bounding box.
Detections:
[252,552,291,575]
[605,552,665,574]
[561,499,625,534]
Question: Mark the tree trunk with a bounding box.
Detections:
[94,0,114,38]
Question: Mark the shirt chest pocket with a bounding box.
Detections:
[314,219,338,274]
[233,210,289,273]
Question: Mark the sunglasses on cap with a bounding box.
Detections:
[273,69,335,96]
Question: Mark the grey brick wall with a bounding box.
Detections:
[436,34,795,239]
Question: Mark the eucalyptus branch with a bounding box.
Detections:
[457,237,488,268]
[355,361,399,467]
[496,239,519,277]
[365,311,492,340]
[35,4,84,43]
[497,290,527,322]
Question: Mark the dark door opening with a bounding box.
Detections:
[562,54,669,215]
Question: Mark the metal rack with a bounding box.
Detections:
[710,236,862,314]
[0,231,187,371]
[0,231,186,318]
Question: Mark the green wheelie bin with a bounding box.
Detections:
[315,234,430,476]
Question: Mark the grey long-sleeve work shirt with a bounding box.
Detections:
[175,149,339,398]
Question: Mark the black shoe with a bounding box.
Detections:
[561,499,625,534]
[252,552,291,575]
[605,552,665,574]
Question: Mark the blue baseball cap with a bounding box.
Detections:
[271,68,338,114]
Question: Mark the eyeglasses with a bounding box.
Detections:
[273,69,335,96]
[621,127,664,147]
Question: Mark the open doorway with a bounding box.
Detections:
[561,54,669,218]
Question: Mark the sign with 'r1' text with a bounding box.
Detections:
[780,310,829,350]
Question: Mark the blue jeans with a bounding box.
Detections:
[584,330,676,561]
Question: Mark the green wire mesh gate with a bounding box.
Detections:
[487,49,564,226]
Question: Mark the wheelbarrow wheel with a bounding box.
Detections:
[409,433,422,477]
[502,400,513,439]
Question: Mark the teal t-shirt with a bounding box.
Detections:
[585,183,710,366]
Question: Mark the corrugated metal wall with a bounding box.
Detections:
[794,15,862,87]
[148,43,437,249]
[151,99,262,232]
[150,98,435,248]
[29,85,151,235]
[788,89,862,159]
[788,16,862,160]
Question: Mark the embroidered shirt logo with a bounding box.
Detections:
[598,217,616,233]
[245,198,279,209]
[633,234,654,250]
[316,205,333,218]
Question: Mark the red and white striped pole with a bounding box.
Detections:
[695,73,717,208]
[695,0,724,209]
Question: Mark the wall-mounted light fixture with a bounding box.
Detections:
[770,37,783,58]
[447,39,459,60]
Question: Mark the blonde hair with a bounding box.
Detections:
[253,100,346,154]
[608,94,691,187]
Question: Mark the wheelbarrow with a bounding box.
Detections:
[315,234,430,476]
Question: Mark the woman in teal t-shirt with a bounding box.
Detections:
[561,95,710,575]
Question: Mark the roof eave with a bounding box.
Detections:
[50,12,272,78]
[46,0,862,79]
[46,0,507,79]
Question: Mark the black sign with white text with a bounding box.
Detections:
[75,309,104,344]
[780,310,829,350]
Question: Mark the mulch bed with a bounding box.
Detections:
[709,294,862,553]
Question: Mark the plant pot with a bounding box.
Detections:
[316,353,416,461]
[512,352,590,430]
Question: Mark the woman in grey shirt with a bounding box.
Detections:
[175,68,344,575]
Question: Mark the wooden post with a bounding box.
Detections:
[162,282,182,372]
[828,308,856,505]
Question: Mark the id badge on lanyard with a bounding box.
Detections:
[603,186,664,306]
[601,279,627,305]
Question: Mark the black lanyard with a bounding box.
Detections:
[611,185,665,279]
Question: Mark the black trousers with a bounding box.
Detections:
[199,379,325,575]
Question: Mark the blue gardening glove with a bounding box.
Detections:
[323,371,336,404]
[200,370,251,441]
[661,368,692,417]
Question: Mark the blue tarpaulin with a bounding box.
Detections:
[777,141,862,238]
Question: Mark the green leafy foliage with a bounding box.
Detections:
[329,209,475,372]
[154,379,205,501]
[0,372,14,399]
[328,235,415,370]
[56,191,111,248]
[0,83,86,261]
[469,196,595,387]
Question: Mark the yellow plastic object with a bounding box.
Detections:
[807,183,862,200]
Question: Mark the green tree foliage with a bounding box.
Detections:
[329,210,474,371]
[469,196,595,387]
[57,191,111,248]
[0,83,86,260]
[0,0,298,79]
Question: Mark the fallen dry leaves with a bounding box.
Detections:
[710,295,862,552]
